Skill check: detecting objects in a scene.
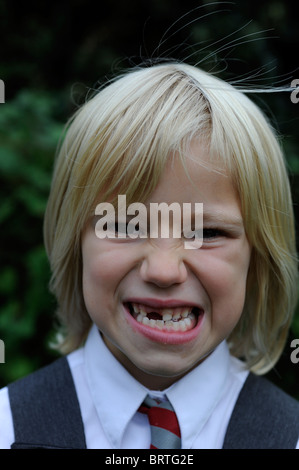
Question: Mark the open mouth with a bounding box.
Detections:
[125,302,201,333]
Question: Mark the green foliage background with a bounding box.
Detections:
[0,0,298,397]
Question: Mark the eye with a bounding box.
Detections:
[202,228,225,240]
[183,228,225,241]
[114,221,129,235]
[115,220,147,238]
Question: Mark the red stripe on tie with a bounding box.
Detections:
[138,397,181,449]
[148,407,181,438]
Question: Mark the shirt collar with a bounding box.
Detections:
[165,342,230,448]
[84,325,147,448]
[84,323,230,449]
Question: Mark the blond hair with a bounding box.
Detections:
[44,62,298,374]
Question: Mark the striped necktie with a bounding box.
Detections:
[139,395,181,449]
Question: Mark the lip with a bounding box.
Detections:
[123,298,205,345]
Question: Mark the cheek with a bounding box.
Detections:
[83,254,110,286]
[82,262,102,315]
[82,253,118,312]
[82,239,122,283]
[81,239,139,307]
[81,238,110,312]
[197,248,251,318]
[81,253,119,329]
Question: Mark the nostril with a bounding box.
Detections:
[139,254,187,288]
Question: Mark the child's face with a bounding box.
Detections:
[81,139,251,389]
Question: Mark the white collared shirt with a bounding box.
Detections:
[0,324,298,449]
[78,325,248,449]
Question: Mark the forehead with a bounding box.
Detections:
[137,139,244,229]
[147,140,237,200]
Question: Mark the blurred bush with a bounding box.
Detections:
[0,90,65,386]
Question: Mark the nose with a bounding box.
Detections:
[140,244,188,288]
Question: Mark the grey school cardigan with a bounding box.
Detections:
[7,356,299,449]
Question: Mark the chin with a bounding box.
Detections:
[132,354,199,383]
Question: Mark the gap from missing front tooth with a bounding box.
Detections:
[127,302,200,320]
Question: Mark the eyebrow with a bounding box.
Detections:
[202,210,244,228]
[127,203,244,226]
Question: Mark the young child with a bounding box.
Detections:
[0,61,298,449]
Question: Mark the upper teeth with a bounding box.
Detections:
[130,302,196,332]
[132,303,193,320]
